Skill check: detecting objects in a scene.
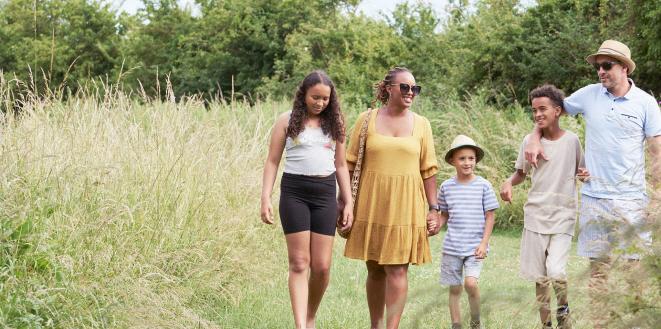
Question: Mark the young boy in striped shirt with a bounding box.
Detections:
[437,135,499,329]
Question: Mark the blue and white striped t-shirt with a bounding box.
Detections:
[438,176,499,256]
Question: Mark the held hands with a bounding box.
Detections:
[260,199,274,224]
[426,211,441,236]
[577,167,591,182]
[500,181,513,204]
[474,243,488,259]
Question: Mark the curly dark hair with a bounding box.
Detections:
[372,67,412,108]
[528,84,565,110]
[286,70,345,143]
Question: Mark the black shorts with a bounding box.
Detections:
[279,172,337,236]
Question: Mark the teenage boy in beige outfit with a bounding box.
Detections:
[501,85,585,329]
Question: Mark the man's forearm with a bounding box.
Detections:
[648,136,661,191]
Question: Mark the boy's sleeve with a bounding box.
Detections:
[438,185,448,212]
[420,117,439,179]
[346,111,367,169]
[482,180,500,212]
[514,136,531,173]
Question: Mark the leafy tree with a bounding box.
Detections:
[118,0,198,97]
[387,2,446,97]
[0,0,121,93]
[261,12,406,104]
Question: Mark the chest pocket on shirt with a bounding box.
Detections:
[612,112,643,139]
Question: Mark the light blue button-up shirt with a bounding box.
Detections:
[564,80,661,200]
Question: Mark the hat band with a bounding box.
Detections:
[598,47,629,58]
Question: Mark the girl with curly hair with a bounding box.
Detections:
[260,70,353,329]
[344,67,440,329]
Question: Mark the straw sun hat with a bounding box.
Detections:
[444,135,484,165]
[586,39,636,73]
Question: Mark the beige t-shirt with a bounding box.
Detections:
[515,131,584,235]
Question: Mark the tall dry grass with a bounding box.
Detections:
[0,77,287,327]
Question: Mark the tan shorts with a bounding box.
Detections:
[520,229,572,282]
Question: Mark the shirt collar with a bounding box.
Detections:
[600,78,636,100]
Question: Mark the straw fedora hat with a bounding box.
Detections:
[444,135,484,165]
[586,40,636,73]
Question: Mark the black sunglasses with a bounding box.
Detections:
[390,83,421,96]
[592,61,620,71]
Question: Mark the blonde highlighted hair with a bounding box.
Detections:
[372,67,412,108]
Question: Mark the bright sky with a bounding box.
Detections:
[110,0,449,19]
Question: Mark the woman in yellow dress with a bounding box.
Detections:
[343,67,440,329]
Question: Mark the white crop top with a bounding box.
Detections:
[284,127,336,176]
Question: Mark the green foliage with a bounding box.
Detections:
[119,0,198,97]
[262,13,405,104]
[0,0,121,94]
[624,0,661,95]
[438,0,660,102]
[2,0,659,101]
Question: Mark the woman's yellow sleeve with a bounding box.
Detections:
[346,111,368,169]
[420,116,439,179]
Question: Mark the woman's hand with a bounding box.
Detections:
[427,211,439,236]
[260,199,274,224]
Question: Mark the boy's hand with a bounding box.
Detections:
[577,167,591,182]
[475,243,488,259]
[500,181,513,204]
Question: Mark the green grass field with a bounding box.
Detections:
[1,89,657,328]
[220,229,595,329]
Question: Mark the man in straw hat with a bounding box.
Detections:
[524,40,661,328]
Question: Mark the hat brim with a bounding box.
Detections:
[444,145,485,165]
[586,52,636,74]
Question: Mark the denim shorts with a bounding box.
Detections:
[440,253,483,286]
[577,195,650,260]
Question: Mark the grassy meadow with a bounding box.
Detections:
[1,84,658,328]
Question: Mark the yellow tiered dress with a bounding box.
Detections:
[344,108,439,265]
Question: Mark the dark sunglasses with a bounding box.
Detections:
[390,83,421,96]
[592,61,620,71]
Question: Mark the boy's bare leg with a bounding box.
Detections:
[589,258,610,329]
[464,277,481,328]
[536,279,552,327]
[553,280,570,329]
[449,285,463,327]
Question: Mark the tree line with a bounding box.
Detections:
[0,0,658,105]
